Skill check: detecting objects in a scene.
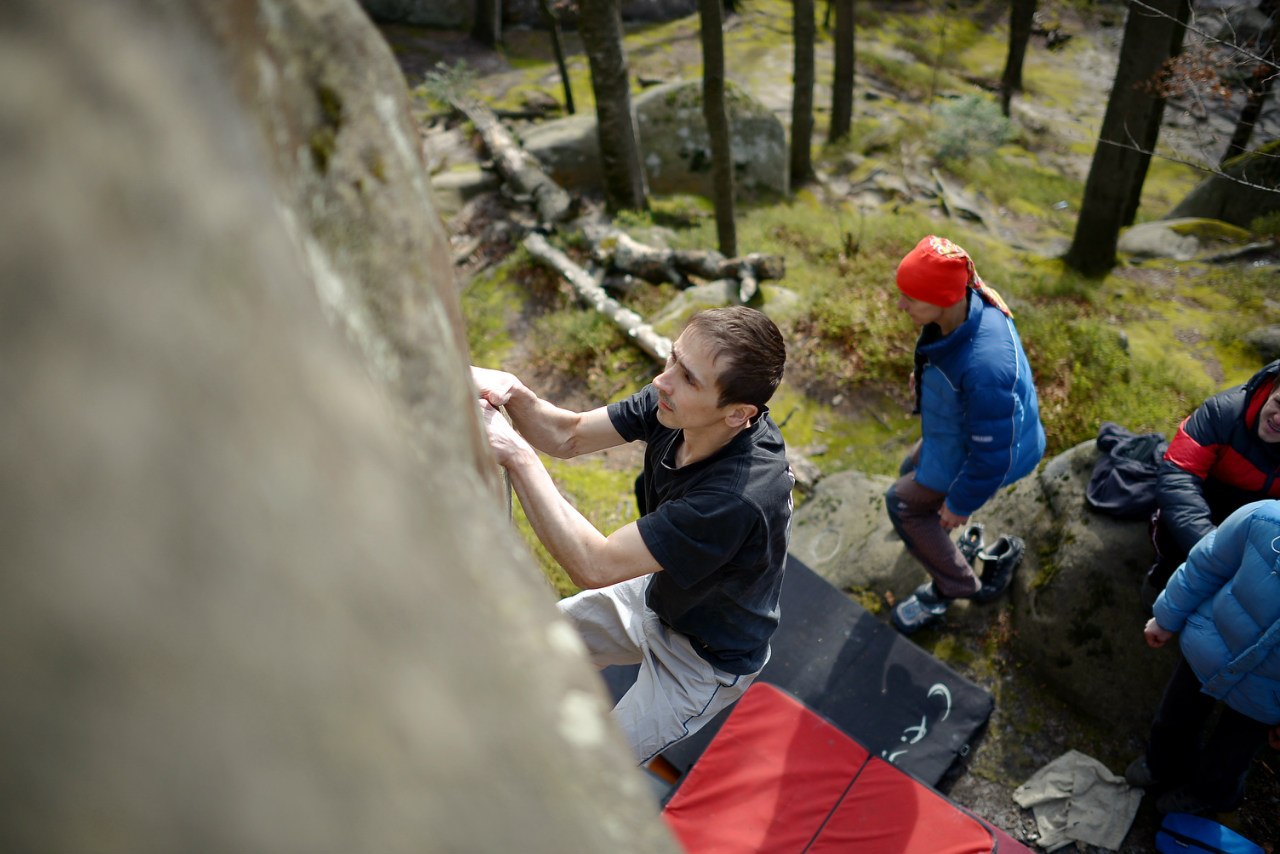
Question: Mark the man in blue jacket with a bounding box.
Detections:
[1126,499,1280,815]
[887,236,1046,634]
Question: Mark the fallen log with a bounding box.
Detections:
[451,96,572,226]
[523,232,671,364]
[590,229,785,302]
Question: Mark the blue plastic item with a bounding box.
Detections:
[1155,812,1264,854]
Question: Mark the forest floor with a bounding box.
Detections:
[389,2,1279,850]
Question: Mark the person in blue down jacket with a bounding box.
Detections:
[886,236,1046,635]
[1126,499,1280,816]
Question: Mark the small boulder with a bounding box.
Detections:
[636,80,788,197]
[1246,325,1280,362]
[1116,220,1199,261]
[1008,441,1176,735]
[523,80,788,200]
[1169,140,1280,229]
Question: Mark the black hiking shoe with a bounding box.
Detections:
[891,582,951,635]
[958,522,985,566]
[971,535,1025,603]
[1124,756,1160,788]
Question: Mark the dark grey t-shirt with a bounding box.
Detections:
[607,385,794,674]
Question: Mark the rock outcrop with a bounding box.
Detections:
[523,79,789,200]
[790,440,1178,735]
[1168,140,1280,228]
[0,1,677,851]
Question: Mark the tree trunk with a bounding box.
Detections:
[1224,70,1277,164]
[1064,0,1189,276]
[999,0,1037,116]
[539,0,575,115]
[791,0,816,186]
[828,0,854,143]
[1120,0,1191,228]
[579,0,648,213]
[472,0,502,46]
[1223,0,1278,164]
[698,0,737,257]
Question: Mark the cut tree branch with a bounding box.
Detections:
[450,96,573,226]
[523,232,672,364]
[590,229,785,302]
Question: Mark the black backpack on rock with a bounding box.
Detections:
[1085,421,1169,519]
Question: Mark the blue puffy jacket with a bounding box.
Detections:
[914,289,1046,517]
[1153,499,1280,725]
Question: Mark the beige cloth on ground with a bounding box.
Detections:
[1012,749,1143,852]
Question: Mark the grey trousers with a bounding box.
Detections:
[557,575,760,764]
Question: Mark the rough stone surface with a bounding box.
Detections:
[1117,220,1201,260]
[1169,140,1280,227]
[523,79,788,200]
[1245,325,1280,362]
[790,440,1177,734]
[0,1,678,851]
[430,166,502,218]
[1010,442,1177,735]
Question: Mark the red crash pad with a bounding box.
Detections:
[662,683,1029,854]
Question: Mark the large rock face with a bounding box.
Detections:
[1168,140,1280,228]
[0,1,677,851]
[523,79,789,199]
[790,440,1177,735]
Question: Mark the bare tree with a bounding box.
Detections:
[1116,0,1279,175]
[999,0,1037,116]
[698,0,737,256]
[539,0,575,115]
[473,0,501,46]
[828,0,854,143]
[792,0,816,185]
[1120,0,1192,227]
[579,0,648,212]
[1223,0,1278,162]
[1065,0,1191,276]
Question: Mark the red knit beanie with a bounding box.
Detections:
[895,236,972,306]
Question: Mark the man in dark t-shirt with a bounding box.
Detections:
[473,307,793,763]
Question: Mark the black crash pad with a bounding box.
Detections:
[601,555,993,787]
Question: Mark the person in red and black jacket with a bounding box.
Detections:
[1143,360,1280,608]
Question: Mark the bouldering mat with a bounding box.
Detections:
[601,554,993,787]
[661,682,1031,853]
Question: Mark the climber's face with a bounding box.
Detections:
[652,328,735,433]
[1258,380,1280,444]
[897,292,945,327]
